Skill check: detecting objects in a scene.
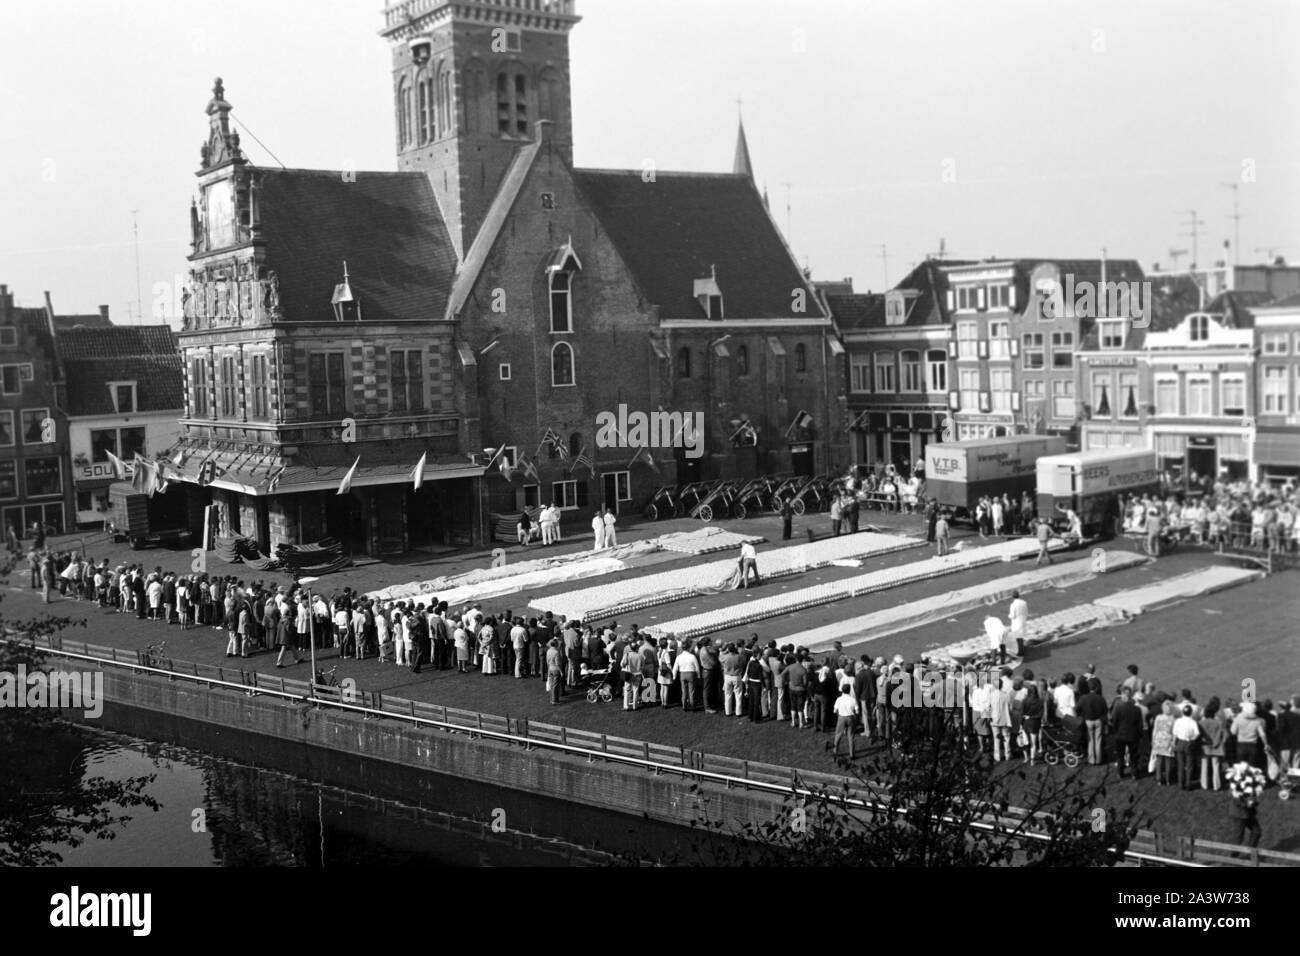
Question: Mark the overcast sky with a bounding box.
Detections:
[1,0,1297,322]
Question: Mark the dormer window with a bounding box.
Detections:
[885,293,906,326]
[694,267,724,320]
[547,239,582,333]
[332,261,361,321]
[1189,313,1210,342]
[1098,319,1126,350]
[107,381,138,414]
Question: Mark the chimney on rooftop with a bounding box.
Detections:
[99,305,110,322]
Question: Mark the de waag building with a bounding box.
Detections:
[172,0,840,557]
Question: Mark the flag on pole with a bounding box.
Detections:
[627,446,659,473]
[155,459,170,495]
[570,446,593,475]
[499,457,516,482]
[337,457,360,496]
[555,440,571,463]
[541,426,563,450]
[521,453,539,482]
[105,449,128,480]
[171,448,185,467]
[411,452,428,491]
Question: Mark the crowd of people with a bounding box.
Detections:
[1120,476,1300,554]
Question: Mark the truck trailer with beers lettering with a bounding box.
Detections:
[1035,449,1161,538]
[924,436,1068,522]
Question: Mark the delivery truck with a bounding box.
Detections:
[1035,449,1161,539]
[925,436,1068,521]
[107,482,197,550]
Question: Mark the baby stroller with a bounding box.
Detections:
[1041,715,1086,768]
[580,665,615,703]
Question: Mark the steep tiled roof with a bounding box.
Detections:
[60,325,182,416]
[1204,289,1276,329]
[256,169,457,324]
[826,292,885,330]
[572,170,825,320]
[828,259,968,331]
[1253,290,1300,311]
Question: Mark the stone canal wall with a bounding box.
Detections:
[87,669,791,850]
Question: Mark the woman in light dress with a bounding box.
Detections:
[479,619,498,675]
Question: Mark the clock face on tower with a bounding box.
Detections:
[204,179,236,249]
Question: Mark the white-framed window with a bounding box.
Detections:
[106,380,138,414]
[1220,375,1246,418]
[551,342,575,387]
[1189,314,1210,342]
[499,362,512,381]
[1118,371,1140,419]
[552,479,582,510]
[550,270,573,333]
[955,286,980,312]
[1023,379,1045,404]
[990,368,1013,411]
[21,408,51,445]
[1185,375,1212,416]
[956,322,978,360]
[927,350,947,393]
[1262,366,1288,413]
[874,351,896,392]
[608,470,632,502]
[988,320,1011,359]
[885,295,905,326]
[1154,375,1179,416]
[958,368,980,411]
[987,283,1010,310]
[0,328,15,348]
[1051,331,1074,368]
[498,446,519,467]
[900,350,922,393]
[1091,372,1113,419]
[523,484,540,509]
[0,364,23,395]
[24,457,62,498]
[0,410,12,447]
[1052,379,1075,419]
[0,460,15,500]
[1261,333,1288,356]
[1099,320,1126,350]
[1022,334,1044,370]
[850,355,871,393]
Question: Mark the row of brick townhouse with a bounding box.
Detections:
[169,0,841,557]
[1079,265,1300,484]
[0,285,126,538]
[829,257,1146,474]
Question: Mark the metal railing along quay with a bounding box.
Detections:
[8,633,1299,869]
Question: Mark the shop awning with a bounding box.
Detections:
[1255,431,1300,466]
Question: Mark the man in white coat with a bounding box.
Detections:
[603,508,618,548]
[540,504,555,545]
[591,507,606,550]
[1008,591,1029,658]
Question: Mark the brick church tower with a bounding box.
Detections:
[381,0,580,262]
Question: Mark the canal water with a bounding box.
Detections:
[50,729,628,867]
